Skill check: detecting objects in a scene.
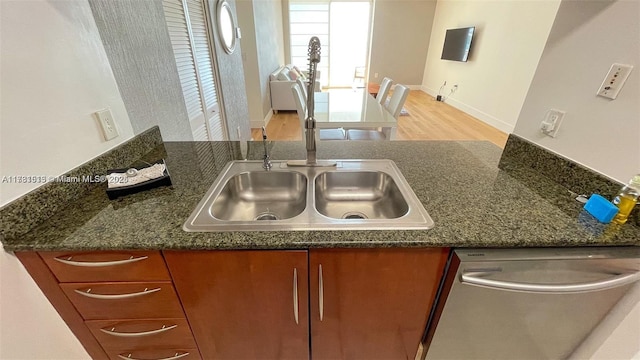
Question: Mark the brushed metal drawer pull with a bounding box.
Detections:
[293,268,299,325]
[74,287,161,299]
[319,264,324,321]
[117,351,189,360]
[54,255,148,267]
[100,323,177,337]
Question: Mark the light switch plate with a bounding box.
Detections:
[95,108,119,141]
[597,63,633,100]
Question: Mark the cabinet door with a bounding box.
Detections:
[164,250,309,360]
[310,248,449,360]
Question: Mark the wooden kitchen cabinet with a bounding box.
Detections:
[163,250,310,360]
[17,251,200,360]
[20,248,448,360]
[309,248,449,360]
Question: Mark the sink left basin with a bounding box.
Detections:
[185,161,308,231]
[211,171,307,221]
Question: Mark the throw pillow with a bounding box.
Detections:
[294,66,307,80]
[276,70,291,81]
[288,69,299,80]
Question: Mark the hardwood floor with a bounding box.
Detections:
[251,90,508,149]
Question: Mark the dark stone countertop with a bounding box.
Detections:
[2,140,639,251]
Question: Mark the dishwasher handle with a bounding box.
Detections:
[461,270,640,294]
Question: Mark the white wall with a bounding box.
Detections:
[237,0,286,128]
[369,0,437,87]
[253,0,286,116]
[421,0,560,133]
[237,0,263,127]
[0,0,135,357]
[513,0,639,183]
[0,0,135,206]
[0,244,89,359]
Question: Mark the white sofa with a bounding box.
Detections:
[270,65,321,113]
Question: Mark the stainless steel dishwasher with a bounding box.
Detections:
[424,247,640,360]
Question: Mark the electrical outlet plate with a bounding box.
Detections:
[95,108,119,141]
[597,63,633,100]
[540,109,565,138]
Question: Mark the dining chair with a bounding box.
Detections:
[291,83,306,123]
[296,78,308,102]
[376,77,393,104]
[291,83,346,140]
[386,84,410,119]
[345,81,394,140]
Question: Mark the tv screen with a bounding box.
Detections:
[441,27,475,62]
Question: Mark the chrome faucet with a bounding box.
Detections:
[261,127,272,171]
[288,37,336,167]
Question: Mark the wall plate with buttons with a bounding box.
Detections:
[597,63,633,100]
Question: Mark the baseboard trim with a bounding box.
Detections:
[420,86,515,133]
[391,84,423,91]
[264,110,273,126]
[250,110,273,129]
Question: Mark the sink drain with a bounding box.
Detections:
[255,212,279,221]
[342,212,368,220]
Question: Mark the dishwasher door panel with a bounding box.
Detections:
[425,254,640,360]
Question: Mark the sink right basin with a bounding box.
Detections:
[314,171,409,220]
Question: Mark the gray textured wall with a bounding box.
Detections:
[209,0,251,141]
[88,0,193,141]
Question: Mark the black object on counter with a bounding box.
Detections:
[105,159,172,200]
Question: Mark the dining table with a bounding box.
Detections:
[313,89,397,140]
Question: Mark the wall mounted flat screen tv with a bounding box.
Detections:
[441,27,475,62]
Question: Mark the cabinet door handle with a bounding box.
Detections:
[117,351,189,360]
[319,264,324,321]
[100,323,177,337]
[293,268,299,325]
[54,255,148,267]
[74,287,161,300]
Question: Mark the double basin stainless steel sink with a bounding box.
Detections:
[183,160,434,231]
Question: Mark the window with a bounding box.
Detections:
[289,1,330,86]
[289,0,371,88]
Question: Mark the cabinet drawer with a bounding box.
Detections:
[105,348,201,360]
[87,318,197,350]
[61,282,184,320]
[39,251,170,282]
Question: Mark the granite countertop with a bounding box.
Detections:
[2,140,639,251]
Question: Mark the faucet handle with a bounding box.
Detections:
[261,127,272,171]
